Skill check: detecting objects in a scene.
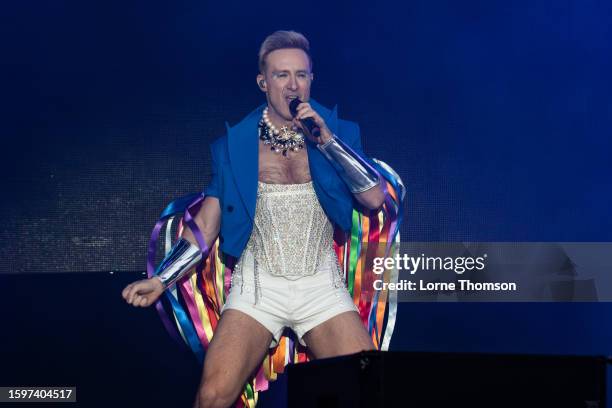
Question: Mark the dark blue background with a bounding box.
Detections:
[1,0,611,406]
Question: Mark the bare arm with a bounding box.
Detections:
[122,196,221,307]
[319,132,385,210]
[353,182,385,210]
[180,196,222,249]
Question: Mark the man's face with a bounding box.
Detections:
[258,48,313,122]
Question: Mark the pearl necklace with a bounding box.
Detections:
[259,107,305,156]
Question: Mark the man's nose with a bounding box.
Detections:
[288,75,298,90]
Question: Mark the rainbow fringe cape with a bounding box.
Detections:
[146,160,405,407]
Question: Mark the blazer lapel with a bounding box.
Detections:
[227,104,264,220]
[307,100,343,203]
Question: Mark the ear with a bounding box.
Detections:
[256,74,266,92]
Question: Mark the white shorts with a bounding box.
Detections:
[221,251,358,348]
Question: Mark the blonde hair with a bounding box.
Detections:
[258,30,312,73]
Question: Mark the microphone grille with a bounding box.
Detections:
[289,98,302,117]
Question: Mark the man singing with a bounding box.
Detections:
[122,30,403,408]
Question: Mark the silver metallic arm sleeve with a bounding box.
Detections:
[316,135,380,194]
[154,238,202,289]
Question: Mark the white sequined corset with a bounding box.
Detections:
[251,180,334,277]
[232,181,346,302]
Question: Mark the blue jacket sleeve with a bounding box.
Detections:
[203,140,222,198]
[338,120,373,162]
[346,122,364,155]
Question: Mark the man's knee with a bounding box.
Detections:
[196,378,241,408]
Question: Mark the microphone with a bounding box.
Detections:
[289,98,320,138]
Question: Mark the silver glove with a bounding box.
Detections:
[317,135,380,193]
[154,238,202,289]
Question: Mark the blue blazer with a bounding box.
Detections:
[204,99,367,259]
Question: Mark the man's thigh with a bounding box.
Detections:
[302,311,375,359]
[200,309,273,395]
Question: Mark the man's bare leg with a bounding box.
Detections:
[194,309,273,408]
[302,311,375,359]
